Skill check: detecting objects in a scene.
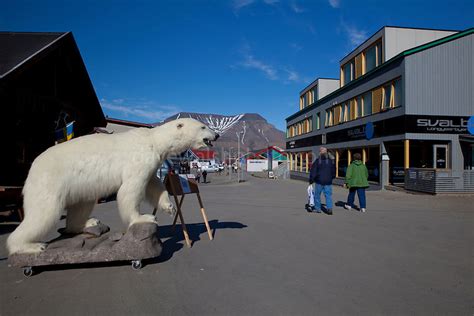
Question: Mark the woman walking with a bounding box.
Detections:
[344,153,369,212]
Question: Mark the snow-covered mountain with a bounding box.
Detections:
[160,112,285,156]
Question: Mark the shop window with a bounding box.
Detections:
[366,146,380,182]
[363,91,372,116]
[338,149,348,178]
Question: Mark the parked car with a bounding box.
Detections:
[201,164,220,173]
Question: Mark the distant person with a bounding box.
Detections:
[344,153,369,212]
[195,169,201,183]
[202,170,208,183]
[309,147,336,214]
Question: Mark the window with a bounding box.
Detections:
[326,109,334,127]
[377,43,382,65]
[341,103,347,122]
[382,83,392,110]
[342,61,352,86]
[315,113,320,130]
[334,106,341,125]
[365,45,377,72]
[364,40,382,74]
[372,87,383,114]
[356,96,363,118]
[350,99,356,120]
[355,53,363,78]
[363,91,372,116]
[394,78,402,107]
[312,87,318,102]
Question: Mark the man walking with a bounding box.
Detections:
[309,147,336,214]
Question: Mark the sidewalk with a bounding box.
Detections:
[1,176,472,315]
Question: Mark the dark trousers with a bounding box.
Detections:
[347,187,366,209]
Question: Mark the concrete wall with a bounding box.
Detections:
[384,28,456,61]
[405,33,473,116]
[318,79,340,99]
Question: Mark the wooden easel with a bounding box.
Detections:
[153,174,213,247]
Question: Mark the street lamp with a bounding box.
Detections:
[236,131,244,183]
[229,147,234,180]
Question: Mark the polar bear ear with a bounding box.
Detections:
[177,123,184,129]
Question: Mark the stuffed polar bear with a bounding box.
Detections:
[7,118,219,254]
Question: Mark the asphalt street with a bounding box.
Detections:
[1,173,473,315]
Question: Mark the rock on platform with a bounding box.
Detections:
[9,222,162,267]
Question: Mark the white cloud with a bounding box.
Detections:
[240,53,278,80]
[290,42,303,52]
[285,69,300,82]
[101,98,180,122]
[328,0,340,8]
[342,22,368,46]
[290,2,306,13]
[232,0,255,13]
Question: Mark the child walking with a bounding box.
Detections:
[344,153,369,212]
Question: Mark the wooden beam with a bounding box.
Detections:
[404,140,410,169]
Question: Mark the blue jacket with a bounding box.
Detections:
[309,155,336,185]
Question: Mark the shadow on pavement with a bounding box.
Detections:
[154,220,247,264]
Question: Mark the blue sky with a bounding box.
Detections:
[1,0,473,130]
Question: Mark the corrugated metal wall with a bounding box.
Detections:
[405,33,473,116]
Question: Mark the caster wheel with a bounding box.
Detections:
[131,260,142,270]
[23,267,34,277]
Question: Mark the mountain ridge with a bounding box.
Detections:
[159,112,285,156]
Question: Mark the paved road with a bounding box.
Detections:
[1,174,473,315]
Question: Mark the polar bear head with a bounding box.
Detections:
[154,118,219,154]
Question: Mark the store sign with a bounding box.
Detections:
[286,135,322,149]
[414,117,470,133]
[286,115,471,148]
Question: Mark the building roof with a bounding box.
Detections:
[286,27,474,122]
[106,117,154,128]
[0,32,66,78]
[192,149,216,160]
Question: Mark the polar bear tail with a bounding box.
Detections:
[6,192,64,255]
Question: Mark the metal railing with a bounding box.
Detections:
[405,168,474,193]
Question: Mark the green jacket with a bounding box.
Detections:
[345,160,369,188]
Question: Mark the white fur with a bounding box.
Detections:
[7,118,218,254]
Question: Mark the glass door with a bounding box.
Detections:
[433,145,449,169]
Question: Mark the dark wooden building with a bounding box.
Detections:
[0,32,106,186]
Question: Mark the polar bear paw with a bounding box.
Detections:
[160,201,176,216]
[13,242,47,254]
[85,217,101,228]
[130,214,158,226]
